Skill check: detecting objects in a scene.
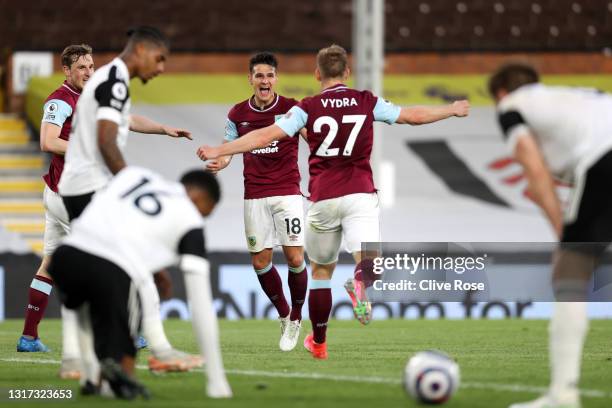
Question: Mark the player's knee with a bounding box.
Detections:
[285,252,304,269]
[251,252,272,271]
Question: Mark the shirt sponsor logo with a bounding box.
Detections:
[251,140,279,155]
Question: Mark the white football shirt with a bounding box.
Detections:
[63,166,205,286]
[59,57,132,196]
[497,83,612,184]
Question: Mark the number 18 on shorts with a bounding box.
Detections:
[244,195,305,253]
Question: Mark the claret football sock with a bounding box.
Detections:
[354,258,377,288]
[308,279,332,344]
[256,264,290,318]
[22,275,53,339]
[288,262,308,321]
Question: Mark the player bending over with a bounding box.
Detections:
[198,44,469,359]
[49,167,232,399]
[204,52,307,351]
[58,26,199,372]
[490,63,612,408]
[17,44,94,380]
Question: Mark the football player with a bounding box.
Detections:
[490,63,612,408]
[204,52,307,351]
[49,167,231,399]
[17,44,93,381]
[58,26,199,372]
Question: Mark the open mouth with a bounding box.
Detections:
[259,87,271,98]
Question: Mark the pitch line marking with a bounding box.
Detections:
[1,357,611,399]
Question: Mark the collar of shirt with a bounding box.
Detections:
[112,57,131,83]
[321,83,348,94]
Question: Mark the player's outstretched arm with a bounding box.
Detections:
[197,124,287,161]
[97,119,127,175]
[129,114,193,140]
[513,132,563,237]
[180,254,233,398]
[205,141,233,174]
[396,100,470,125]
[40,122,68,155]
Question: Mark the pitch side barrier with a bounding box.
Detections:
[2,246,612,321]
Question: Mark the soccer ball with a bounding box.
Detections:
[403,350,460,405]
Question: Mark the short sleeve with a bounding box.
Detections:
[95,66,130,124]
[497,110,531,153]
[373,97,401,124]
[224,118,238,141]
[275,105,308,137]
[177,227,207,258]
[42,99,73,127]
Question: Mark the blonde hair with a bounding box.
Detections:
[317,44,348,79]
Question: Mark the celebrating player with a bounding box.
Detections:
[58,26,199,372]
[204,52,307,351]
[49,166,232,399]
[197,44,469,359]
[17,44,94,380]
[489,63,612,408]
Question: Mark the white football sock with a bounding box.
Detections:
[549,302,587,397]
[61,306,80,360]
[76,304,100,386]
[139,279,172,355]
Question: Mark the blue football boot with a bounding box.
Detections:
[17,335,50,352]
[136,335,148,350]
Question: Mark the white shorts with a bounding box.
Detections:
[306,192,380,265]
[43,185,71,256]
[244,195,305,253]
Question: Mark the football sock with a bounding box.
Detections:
[140,279,172,355]
[549,302,587,396]
[61,306,80,360]
[22,275,53,338]
[354,258,377,288]
[288,261,308,321]
[76,305,100,387]
[143,315,173,356]
[309,279,332,344]
[256,264,290,318]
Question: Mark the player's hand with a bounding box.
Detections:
[197,145,220,161]
[451,100,470,117]
[206,158,229,174]
[163,125,193,140]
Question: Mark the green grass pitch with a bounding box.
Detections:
[0,319,611,407]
